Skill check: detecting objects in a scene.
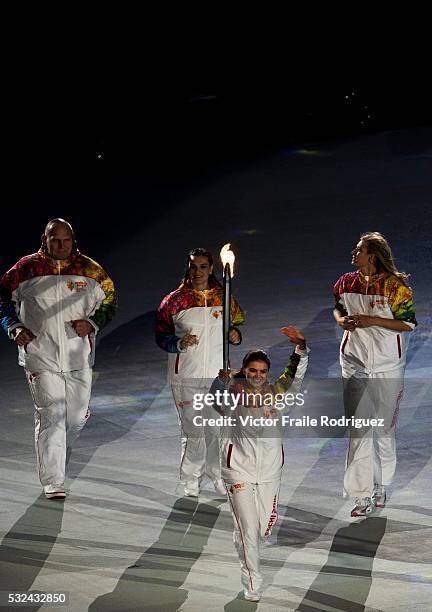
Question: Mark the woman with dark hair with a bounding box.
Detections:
[333,232,417,517]
[212,326,308,602]
[155,247,244,497]
[181,247,222,288]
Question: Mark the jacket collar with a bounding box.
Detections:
[358,270,387,283]
[38,247,80,269]
[179,279,221,294]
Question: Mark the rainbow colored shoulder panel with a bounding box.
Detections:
[0,251,117,333]
[333,271,416,325]
[155,286,245,353]
[155,287,194,353]
[0,253,49,332]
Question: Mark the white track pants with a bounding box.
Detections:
[342,368,404,498]
[172,383,221,493]
[26,369,92,486]
[225,480,280,593]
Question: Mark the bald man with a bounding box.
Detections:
[0,219,117,499]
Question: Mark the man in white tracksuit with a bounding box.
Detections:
[212,326,308,602]
[155,247,244,497]
[333,232,416,517]
[0,219,117,499]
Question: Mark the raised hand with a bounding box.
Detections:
[281,326,306,349]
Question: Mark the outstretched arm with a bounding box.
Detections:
[274,326,309,395]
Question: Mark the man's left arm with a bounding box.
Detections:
[85,266,117,333]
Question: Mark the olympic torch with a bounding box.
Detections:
[220,243,235,371]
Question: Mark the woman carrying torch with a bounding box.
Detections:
[155,247,244,497]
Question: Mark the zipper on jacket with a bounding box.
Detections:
[203,290,209,377]
[57,261,65,371]
[365,274,373,371]
[256,435,262,485]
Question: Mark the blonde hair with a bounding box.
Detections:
[361,232,409,286]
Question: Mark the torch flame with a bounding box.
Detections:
[220,243,235,277]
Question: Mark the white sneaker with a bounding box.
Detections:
[244,590,262,602]
[43,484,66,500]
[184,482,199,497]
[213,479,227,496]
[351,497,373,517]
[372,485,387,508]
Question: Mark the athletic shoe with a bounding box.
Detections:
[372,485,386,508]
[244,590,262,602]
[213,479,227,496]
[44,484,66,500]
[351,497,373,517]
[184,481,199,497]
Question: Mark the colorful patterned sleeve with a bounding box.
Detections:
[82,258,117,331]
[0,265,21,335]
[389,281,417,327]
[333,276,347,316]
[229,295,245,345]
[155,295,181,353]
[274,351,301,393]
[90,272,117,331]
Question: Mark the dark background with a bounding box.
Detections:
[4,72,432,270]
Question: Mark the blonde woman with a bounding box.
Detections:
[333,232,417,517]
